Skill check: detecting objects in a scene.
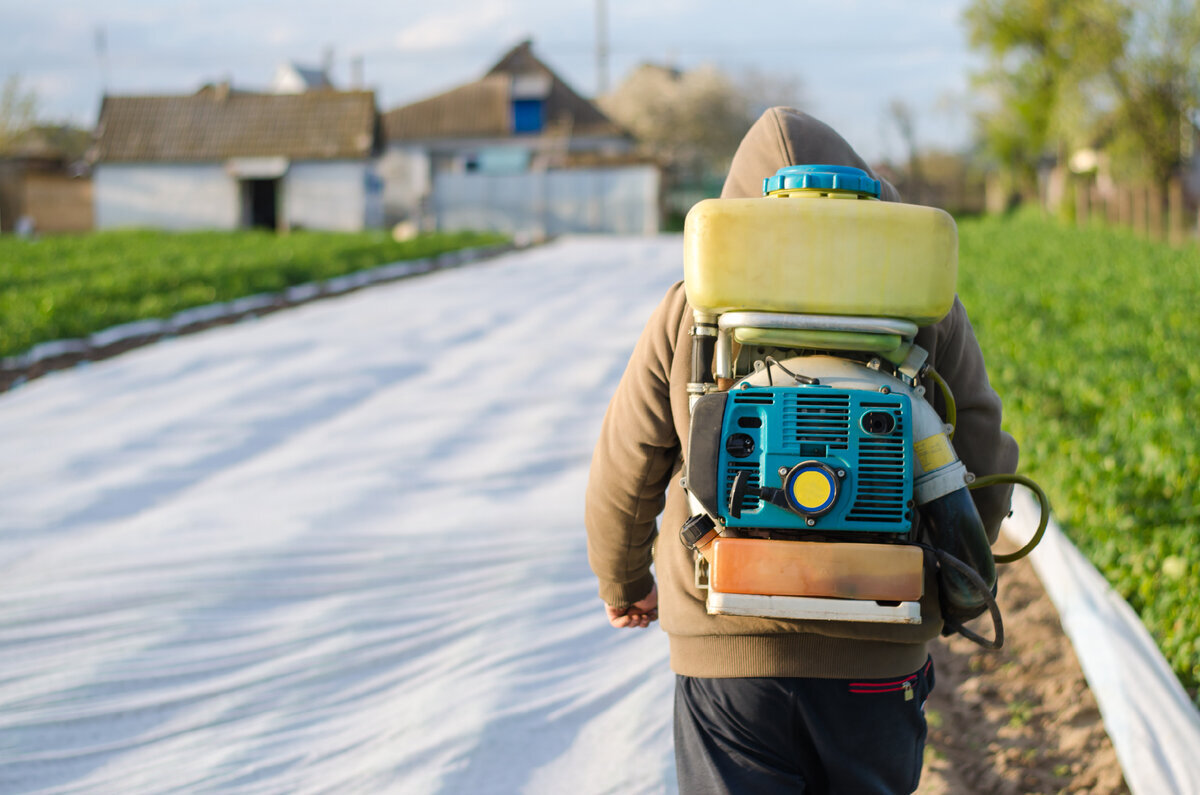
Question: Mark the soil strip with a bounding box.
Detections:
[918,553,1129,794]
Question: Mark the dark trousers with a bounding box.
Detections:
[674,658,934,794]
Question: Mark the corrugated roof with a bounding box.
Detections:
[384,41,627,142]
[384,75,512,140]
[95,88,378,162]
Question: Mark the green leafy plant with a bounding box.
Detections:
[0,229,507,358]
[957,210,1200,705]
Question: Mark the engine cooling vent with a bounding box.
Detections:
[847,401,908,523]
[725,461,761,512]
[732,391,775,406]
[783,392,851,451]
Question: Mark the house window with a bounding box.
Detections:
[478,148,531,173]
[512,99,544,134]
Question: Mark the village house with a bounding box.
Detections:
[0,125,93,234]
[271,62,334,94]
[379,40,659,236]
[92,83,383,232]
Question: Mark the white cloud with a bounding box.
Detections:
[26,72,75,103]
[392,2,515,52]
[266,25,303,47]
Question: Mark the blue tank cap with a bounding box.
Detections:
[763,164,880,197]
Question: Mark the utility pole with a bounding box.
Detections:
[95,25,109,96]
[595,0,608,96]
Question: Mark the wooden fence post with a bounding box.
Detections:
[1167,179,1184,246]
[1132,186,1147,237]
[1148,183,1163,242]
[1076,178,1090,227]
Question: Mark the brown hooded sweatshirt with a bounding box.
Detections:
[585,107,1019,679]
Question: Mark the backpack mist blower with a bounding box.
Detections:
[679,165,1048,648]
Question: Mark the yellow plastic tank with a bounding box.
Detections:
[683,172,958,326]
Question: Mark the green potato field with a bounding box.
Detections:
[957,211,1200,705]
[0,229,507,359]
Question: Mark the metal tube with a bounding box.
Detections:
[718,312,918,339]
[689,311,719,405]
[690,312,718,387]
[714,328,734,380]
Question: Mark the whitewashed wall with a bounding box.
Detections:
[94,163,238,230]
[285,161,380,232]
[94,161,382,232]
[378,146,431,226]
[433,166,660,236]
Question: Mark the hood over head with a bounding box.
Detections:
[720,107,900,202]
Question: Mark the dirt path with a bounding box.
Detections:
[918,553,1129,794]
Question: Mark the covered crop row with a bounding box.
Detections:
[0,229,507,359]
[956,211,1199,705]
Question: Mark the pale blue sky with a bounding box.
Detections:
[1,0,981,162]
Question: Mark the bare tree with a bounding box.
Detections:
[887,100,924,200]
[0,75,39,153]
[601,63,804,184]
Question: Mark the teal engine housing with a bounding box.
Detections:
[688,385,915,534]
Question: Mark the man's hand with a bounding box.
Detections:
[606,585,659,628]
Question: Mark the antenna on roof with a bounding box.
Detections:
[595,0,609,96]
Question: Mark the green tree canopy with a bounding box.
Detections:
[965,0,1199,185]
